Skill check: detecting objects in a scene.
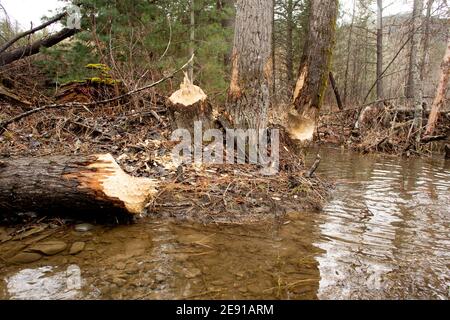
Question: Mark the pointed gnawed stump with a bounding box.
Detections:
[0,154,157,220]
[167,73,214,134]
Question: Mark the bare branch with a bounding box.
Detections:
[0,12,67,54]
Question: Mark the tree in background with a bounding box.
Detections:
[273,0,309,101]
[409,0,424,141]
[376,0,384,101]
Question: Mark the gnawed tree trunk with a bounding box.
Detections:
[425,32,450,136]
[226,0,273,130]
[0,154,157,219]
[167,74,214,134]
[288,0,338,141]
[0,28,79,67]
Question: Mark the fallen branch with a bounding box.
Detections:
[306,154,321,178]
[0,55,194,135]
[421,135,448,144]
[0,28,79,67]
[0,12,67,54]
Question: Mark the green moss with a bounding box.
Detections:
[87,77,121,85]
[85,63,111,73]
[61,63,120,86]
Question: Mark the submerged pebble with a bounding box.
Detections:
[75,223,94,232]
[28,241,67,256]
[69,242,86,255]
[9,252,42,264]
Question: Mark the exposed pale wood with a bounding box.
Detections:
[167,73,214,133]
[425,30,450,135]
[0,154,157,218]
[289,0,338,141]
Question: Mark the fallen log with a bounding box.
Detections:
[0,154,157,220]
[0,28,79,67]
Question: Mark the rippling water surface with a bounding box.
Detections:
[1,147,449,299]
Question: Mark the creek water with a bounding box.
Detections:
[0,147,449,299]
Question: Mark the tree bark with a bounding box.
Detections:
[343,0,356,106]
[288,0,338,141]
[0,28,80,67]
[188,0,195,81]
[410,0,425,140]
[0,154,157,219]
[286,0,294,88]
[226,0,273,130]
[329,71,343,110]
[425,31,450,135]
[420,0,434,81]
[376,0,384,101]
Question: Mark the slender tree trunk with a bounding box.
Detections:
[376,0,384,101]
[343,0,356,106]
[425,32,450,135]
[420,0,433,81]
[286,0,294,88]
[272,0,276,98]
[288,0,338,141]
[329,71,343,110]
[227,0,273,130]
[188,0,195,81]
[410,0,425,140]
[218,0,235,65]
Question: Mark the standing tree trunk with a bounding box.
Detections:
[425,31,450,136]
[272,0,277,98]
[188,0,195,81]
[285,0,295,88]
[288,0,338,141]
[420,0,434,81]
[329,71,343,110]
[376,0,384,101]
[410,0,425,140]
[343,0,356,106]
[226,0,273,130]
[218,0,236,65]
